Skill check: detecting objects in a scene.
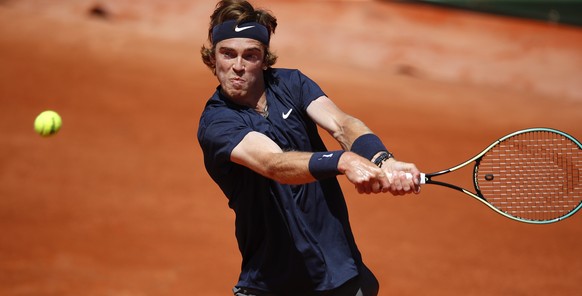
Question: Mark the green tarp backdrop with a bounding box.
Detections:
[416,1,582,26]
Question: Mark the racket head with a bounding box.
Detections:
[474,128,582,224]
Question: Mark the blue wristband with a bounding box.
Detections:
[351,133,389,160]
[309,150,345,180]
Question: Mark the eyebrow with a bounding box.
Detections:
[218,46,263,53]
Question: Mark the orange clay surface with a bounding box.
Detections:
[1,0,582,295]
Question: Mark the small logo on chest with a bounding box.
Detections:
[282,108,293,119]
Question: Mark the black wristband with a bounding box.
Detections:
[308,150,344,180]
[351,133,388,160]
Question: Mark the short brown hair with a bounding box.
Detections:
[200,0,278,72]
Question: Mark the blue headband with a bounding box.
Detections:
[212,19,270,46]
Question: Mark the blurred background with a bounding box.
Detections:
[416,0,582,26]
[1,0,581,295]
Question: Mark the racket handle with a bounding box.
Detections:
[387,172,426,184]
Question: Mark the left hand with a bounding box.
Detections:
[379,158,421,196]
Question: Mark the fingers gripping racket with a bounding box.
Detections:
[414,128,582,224]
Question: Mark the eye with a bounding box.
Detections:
[217,48,236,59]
[243,53,259,62]
[223,51,236,59]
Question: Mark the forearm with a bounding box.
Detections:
[324,114,392,169]
[232,131,344,185]
[337,117,391,163]
[261,151,315,184]
[305,96,421,195]
[265,150,392,195]
[306,96,373,151]
[332,115,373,151]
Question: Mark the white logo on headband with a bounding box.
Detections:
[234,25,255,32]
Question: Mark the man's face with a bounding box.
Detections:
[214,38,266,101]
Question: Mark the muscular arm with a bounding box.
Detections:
[230,131,314,184]
[229,95,365,185]
[306,96,372,150]
[307,96,421,194]
[230,95,418,194]
[230,131,390,192]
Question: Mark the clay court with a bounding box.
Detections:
[1,0,582,295]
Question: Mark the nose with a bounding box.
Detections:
[233,57,245,72]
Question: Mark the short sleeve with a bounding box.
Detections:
[293,70,326,110]
[198,108,252,176]
[297,70,326,109]
[268,69,326,112]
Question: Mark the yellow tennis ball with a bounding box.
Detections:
[34,110,62,137]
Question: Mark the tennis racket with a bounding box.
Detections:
[414,128,582,224]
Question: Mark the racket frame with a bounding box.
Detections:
[422,127,582,224]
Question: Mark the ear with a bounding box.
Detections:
[262,59,268,71]
[210,56,217,75]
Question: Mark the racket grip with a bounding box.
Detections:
[387,172,426,184]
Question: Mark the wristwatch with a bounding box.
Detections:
[373,151,394,168]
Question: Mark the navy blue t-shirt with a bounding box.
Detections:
[197,68,362,293]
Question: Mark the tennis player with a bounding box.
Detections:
[197,1,421,295]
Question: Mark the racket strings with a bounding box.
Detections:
[476,131,582,221]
